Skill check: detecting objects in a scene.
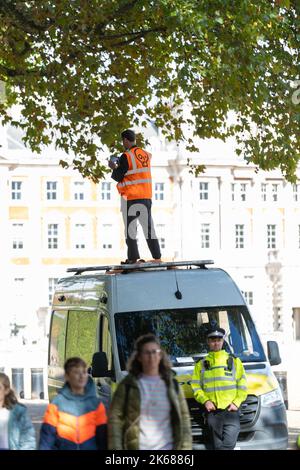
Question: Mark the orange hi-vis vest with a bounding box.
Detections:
[117,146,152,200]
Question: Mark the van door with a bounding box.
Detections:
[96,315,114,410]
[48,310,68,401]
[65,309,100,365]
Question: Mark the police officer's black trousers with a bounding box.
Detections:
[206,409,240,450]
[121,198,161,261]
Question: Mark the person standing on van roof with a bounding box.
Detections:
[0,372,36,450]
[191,327,248,450]
[108,333,192,450]
[109,129,162,264]
[39,357,107,450]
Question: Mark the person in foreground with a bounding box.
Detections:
[108,333,192,450]
[0,372,36,450]
[191,327,248,450]
[39,357,107,450]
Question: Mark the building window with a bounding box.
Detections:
[199,182,209,200]
[102,224,113,249]
[235,224,244,249]
[48,224,59,249]
[243,291,254,306]
[231,183,235,201]
[261,183,267,202]
[154,182,165,201]
[156,224,166,249]
[267,224,277,249]
[12,223,24,250]
[48,278,59,306]
[232,182,249,202]
[101,182,111,201]
[11,181,22,200]
[293,184,300,202]
[271,184,279,202]
[46,181,57,200]
[200,224,210,248]
[73,181,85,201]
[240,183,247,202]
[74,223,86,249]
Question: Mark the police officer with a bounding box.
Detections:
[191,327,247,450]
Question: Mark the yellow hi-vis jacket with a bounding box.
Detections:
[117,146,152,200]
[191,350,248,409]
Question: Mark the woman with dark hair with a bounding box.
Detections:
[108,334,192,450]
[0,372,36,450]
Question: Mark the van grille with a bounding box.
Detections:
[188,394,259,444]
[239,394,259,427]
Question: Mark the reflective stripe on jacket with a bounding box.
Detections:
[191,350,247,409]
[117,147,152,200]
[39,377,107,450]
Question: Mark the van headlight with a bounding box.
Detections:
[261,388,283,407]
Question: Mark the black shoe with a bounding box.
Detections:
[120,259,137,265]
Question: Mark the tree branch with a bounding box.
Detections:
[99,27,166,42]
[0,1,54,33]
[95,0,140,34]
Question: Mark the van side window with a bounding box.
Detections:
[49,310,68,367]
[66,310,99,365]
[101,316,112,370]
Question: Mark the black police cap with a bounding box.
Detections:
[206,327,226,339]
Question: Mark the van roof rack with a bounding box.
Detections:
[67,260,214,275]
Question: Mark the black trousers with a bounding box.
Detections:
[206,409,240,450]
[121,198,161,261]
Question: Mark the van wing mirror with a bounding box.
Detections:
[91,352,110,378]
[267,341,281,366]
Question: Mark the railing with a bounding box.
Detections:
[67,259,214,275]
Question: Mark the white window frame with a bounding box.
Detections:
[154,182,165,201]
[240,183,247,202]
[200,223,210,249]
[46,181,58,201]
[73,223,87,250]
[48,278,59,306]
[11,180,23,201]
[267,224,277,249]
[271,183,279,202]
[232,181,249,202]
[47,223,59,249]
[100,181,112,201]
[101,224,113,250]
[11,222,25,250]
[235,224,245,249]
[72,181,86,201]
[261,183,267,202]
[293,184,300,202]
[199,182,209,200]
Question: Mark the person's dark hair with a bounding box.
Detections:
[0,373,18,409]
[121,129,136,142]
[64,357,87,375]
[127,334,172,383]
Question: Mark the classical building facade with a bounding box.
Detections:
[0,124,299,406]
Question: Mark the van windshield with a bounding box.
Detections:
[115,306,266,370]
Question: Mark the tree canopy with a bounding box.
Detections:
[0,0,299,182]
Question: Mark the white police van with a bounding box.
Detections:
[48,260,288,449]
